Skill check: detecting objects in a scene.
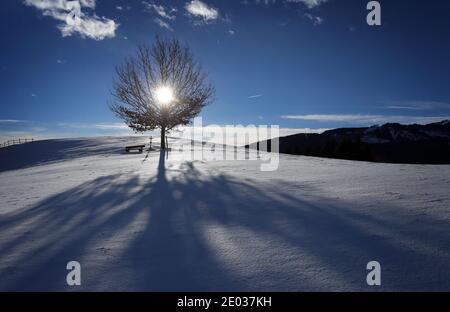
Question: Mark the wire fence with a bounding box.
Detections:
[0,138,34,149]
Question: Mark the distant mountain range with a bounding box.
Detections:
[249,120,450,164]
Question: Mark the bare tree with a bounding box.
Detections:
[111,37,215,149]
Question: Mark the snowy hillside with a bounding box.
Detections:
[1,137,450,291]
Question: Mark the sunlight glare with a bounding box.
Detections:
[154,86,174,105]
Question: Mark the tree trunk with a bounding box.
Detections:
[160,127,166,149]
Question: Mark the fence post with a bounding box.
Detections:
[0,138,37,148]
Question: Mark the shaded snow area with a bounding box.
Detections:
[1,137,450,291]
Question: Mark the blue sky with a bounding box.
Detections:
[1,0,450,140]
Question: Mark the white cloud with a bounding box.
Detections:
[228,29,235,35]
[279,127,329,136]
[281,114,450,125]
[154,18,173,30]
[117,5,132,11]
[282,114,380,122]
[254,0,328,8]
[173,125,328,146]
[0,121,48,142]
[304,13,324,25]
[222,14,232,24]
[0,121,141,142]
[1,119,330,143]
[142,2,177,30]
[0,120,23,124]
[57,122,129,130]
[94,123,130,130]
[24,0,118,40]
[255,0,276,4]
[286,0,328,8]
[185,0,219,22]
[248,94,263,99]
[384,101,450,111]
[142,1,176,20]
[0,131,41,142]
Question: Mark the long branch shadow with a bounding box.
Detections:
[1,152,450,291]
[0,137,147,173]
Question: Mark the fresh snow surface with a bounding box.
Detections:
[1,137,450,291]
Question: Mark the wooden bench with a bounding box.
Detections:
[125,145,145,153]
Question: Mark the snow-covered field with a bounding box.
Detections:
[1,137,450,291]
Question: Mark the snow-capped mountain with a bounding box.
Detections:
[250,120,450,164]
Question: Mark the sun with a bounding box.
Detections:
[154,86,174,105]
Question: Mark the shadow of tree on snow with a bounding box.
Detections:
[1,151,450,291]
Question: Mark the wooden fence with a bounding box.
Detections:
[0,138,34,149]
